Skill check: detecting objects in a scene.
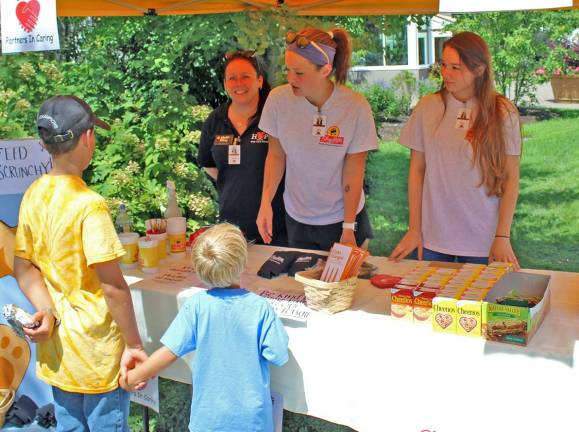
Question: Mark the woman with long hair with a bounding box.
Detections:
[257,28,378,251]
[198,51,287,245]
[390,32,522,268]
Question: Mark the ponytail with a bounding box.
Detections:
[329,28,352,85]
[298,27,352,85]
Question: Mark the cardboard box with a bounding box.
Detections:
[432,296,457,334]
[456,300,482,337]
[482,272,551,346]
[413,290,435,324]
[391,287,414,321]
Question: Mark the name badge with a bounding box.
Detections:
[214,134,234,145]
[312,114,327,137]
[228,143,241,165]
[455,108,471,130]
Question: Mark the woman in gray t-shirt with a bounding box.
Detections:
[257,28,378,251]
[390,32,522,269]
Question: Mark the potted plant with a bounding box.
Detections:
[551,66,579,102]
[550,39,579,102]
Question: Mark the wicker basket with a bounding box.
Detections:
[295,268,357,314]
[0,389,15,428]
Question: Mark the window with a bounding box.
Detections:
[434,36,450,62]
[418,34,427,65]
[352,26,409,66]
[384,27,408,65]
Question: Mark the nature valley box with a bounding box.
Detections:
[482,272,551,346]
[456,300,482,337]
[432,296,457,334]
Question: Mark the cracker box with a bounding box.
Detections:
[456,300,482,337]
[391,287,414,321]
[413,290,436,324]
[482,272,551,346]
[432,296,457,334]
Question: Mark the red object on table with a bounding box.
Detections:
[187,226,211,247]
[370,274,402,289]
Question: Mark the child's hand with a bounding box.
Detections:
[118,374,147,392]
[120,346,149,391]
[23,309,56,343]
[121,347,147,377]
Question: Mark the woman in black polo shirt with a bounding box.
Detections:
[197,51,287,245]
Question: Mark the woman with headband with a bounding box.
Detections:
[198,51,287,245]
[257,28,378,251]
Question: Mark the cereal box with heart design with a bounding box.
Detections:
[456,300,482,337]
[432,296,457,333]
[482,272,551,346]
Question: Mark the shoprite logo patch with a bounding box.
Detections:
[16,0,41,33]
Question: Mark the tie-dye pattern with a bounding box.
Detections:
[14,175,126,393]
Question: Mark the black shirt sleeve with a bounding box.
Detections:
[197,111,217,168]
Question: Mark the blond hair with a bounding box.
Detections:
[191,223,248,288]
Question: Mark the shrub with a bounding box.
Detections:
[390,71,417,115]
[360,84,401,125]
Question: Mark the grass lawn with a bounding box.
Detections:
[366,115,579,273]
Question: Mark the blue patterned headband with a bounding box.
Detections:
[286,32,336,66]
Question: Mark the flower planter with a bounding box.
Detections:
[551,75,579,102]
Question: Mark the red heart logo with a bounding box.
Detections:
[16,0,41,33]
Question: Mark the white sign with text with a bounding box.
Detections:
[130,375,160,413]
[0,139,52,195]
[257,289,311,322]
[1,0,60,54]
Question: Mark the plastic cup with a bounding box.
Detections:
[167,217,187,255]
[149,232,168,262]
[119,232,139,269]
[138,237,159,273]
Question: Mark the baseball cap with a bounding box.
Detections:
[37,95,110,144]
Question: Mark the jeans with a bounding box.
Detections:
[52,386,130,432]
[421,247,488,265]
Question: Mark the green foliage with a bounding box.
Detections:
[390,70,417,115]
[418,62,442,98]
[449,10,579,106]
[358,84,399,124]
[356,71,419,124]
[418,79,439,98]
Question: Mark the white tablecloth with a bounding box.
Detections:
[125,245,579,432]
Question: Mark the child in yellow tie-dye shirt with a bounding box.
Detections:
[14,96,147,432]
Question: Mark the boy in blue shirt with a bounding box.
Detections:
[120,223,289,431]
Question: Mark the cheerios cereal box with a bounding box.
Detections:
[432,296,457,334]
[413,290,435,324]
[456,300,482,337]
[391,287,414,321]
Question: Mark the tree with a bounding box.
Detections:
[449,10,579,106]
